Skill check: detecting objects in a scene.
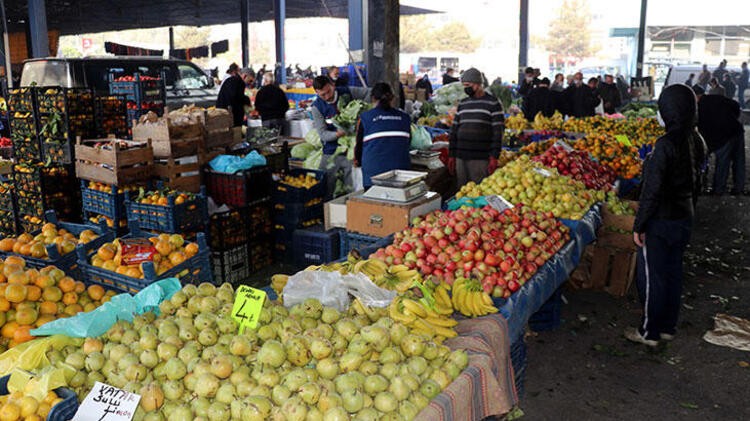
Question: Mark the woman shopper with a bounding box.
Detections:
[354,83,412,189]
[626,84,707,347]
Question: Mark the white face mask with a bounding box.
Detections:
[656,110,665,127]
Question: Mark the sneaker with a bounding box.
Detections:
[660,333,675,341]
[624,327,659,347]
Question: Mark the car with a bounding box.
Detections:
[19,57,219,108]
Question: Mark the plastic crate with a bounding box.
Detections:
[0,177,14,212]
[0,210,113,278]
[80,180,128,220]
[248,237,273,271]
[125,188,208,233]
[9,114,37,138]
[0,209,17,237]
[41,140,74,165]
[8,88,35,113]
[0,375,79,421]
[77,222,211,293]
[529,287,563,332]
[340,231,386,259]
[262,148,289,173]
[204,165,273,207]
[293,226,340,267]
[273,168,326,204]
[273,202,324,227]
[109,74,166,102]
[11,134,41,162]
[35,86,94,115]
[95,95,129,138]
[212,244,252,285]
[510,335,527,397]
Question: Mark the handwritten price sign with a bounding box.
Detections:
[232,285,266,332]
[72,382,140,421]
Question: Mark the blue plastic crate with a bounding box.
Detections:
[273,202,324,228]
[0,375,79,421]
[125,188,208,233]
[340,231,388,259]
[528,287,563,332]
[510,335,527,397]
[273,168,326,204]
[109,74,166,104]
[76,221,211,293]
[80,180,127,220]
[293,226,340,267]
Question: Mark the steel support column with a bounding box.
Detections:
[348,0,363,53]
[28,0,49,57]
[519,0,529,81]
[168,27,175,58]
[0,0,11,89]
[240,0,249,67]
[274,0,286,84]
[636,0,647,78]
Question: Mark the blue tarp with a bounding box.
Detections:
[559,204,602,266]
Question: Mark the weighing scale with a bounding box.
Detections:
[362,170,429,203]
[410,150,444,170]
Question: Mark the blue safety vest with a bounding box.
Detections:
[360,106,412,188]
[312,86,352,155]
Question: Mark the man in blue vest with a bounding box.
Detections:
[354,83,412,188]
[311,76,370,199]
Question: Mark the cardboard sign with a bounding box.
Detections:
[485,195,513,212]
[533,167,552,177]
[615,135,632,147]
[232,285,267,332]
[72,382,140,421]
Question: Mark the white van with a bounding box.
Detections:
[664,64,741,88]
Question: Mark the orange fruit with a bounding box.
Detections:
[168,251,186,266]
[12,325,34,344]
[15,307,37,325]
[155,240,172,257]
[87,285,105,301]
[3,256,25,267]
[25,285,42,301]
[7,272,29,285]
[34,275,54,289]
[0,297,10,312]
[63,304,83,316]
[1,321,18,339]
[0,238,15,252]
[42,286,63,302]
[5,284,27,303]
[184,243,199,258]
[18,243,32,256]
[36,314,56,327]
[58,277,75,293]
[11,242,23,254]
[2,264,23,278]
[62,292,78,306]
[0,401,21,420]
[39,301,57,315]
[96,244,116,261]
[74,281,85,294]
[125,267,142,279]
[83,303,97,312]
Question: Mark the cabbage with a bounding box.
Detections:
[432,82,467,110]
[303,148,323,169]
[304,129,322,148]
[291,142,318,159]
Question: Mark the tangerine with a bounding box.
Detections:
[87,285,105,301]
[62,292,78,306]
[58,277,76,293]
[5,284,27,303]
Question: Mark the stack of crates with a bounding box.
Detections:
[271,169,326,263]
[35,87,95,165]
[0,176,17,236]
[94,95,129,138]
[108,73,166,129]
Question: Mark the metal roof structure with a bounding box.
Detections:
[4,0,437,35]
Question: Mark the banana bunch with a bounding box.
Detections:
[388,296,458,342]
[349,297,388,322]
[351,259,421,292]
[451,278,498,317]
[433,283,455,315]
[270,274,289,298]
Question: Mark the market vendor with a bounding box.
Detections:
[311,75,370,199]
[448,67,504,186]
[254,72,289,135]
[353,82,412,189]
[216,67,255,127]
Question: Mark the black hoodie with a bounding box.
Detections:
[634,84,707,233]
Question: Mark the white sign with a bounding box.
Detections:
[72,382,141,421]
[486,195,513,212]
[533,168,552,177]
[554,140,574,152]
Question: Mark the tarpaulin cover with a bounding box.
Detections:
[493,240,577,341]
[209,151,267,174]
[559,204,602,265]
[29,279,181,338]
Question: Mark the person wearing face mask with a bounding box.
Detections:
[311,75,371,199]
[447,68,504,186]
[692,85,745,195]
[550,73,565,93]
[517,67,538,99]
[216,67,255,127]
[563,72,598,118]
[626,84,707,347]
[443,68,459,85]
[353,83,412,188]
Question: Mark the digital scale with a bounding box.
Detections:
[410,150,444,170]
[362,170,429,203]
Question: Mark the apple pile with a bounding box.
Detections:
[371,204,570,299]
[457,155,604,220]
[531,145,617,190]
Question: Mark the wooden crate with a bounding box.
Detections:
[132,116,203,142]
[204,111,233,132]
[205,129,233,149]
[75,137,153,186]
[153,155,202,193]
[589,245,637,296]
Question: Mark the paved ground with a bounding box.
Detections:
[521,134,750,420]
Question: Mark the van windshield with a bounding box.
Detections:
[21,61,73,87]
[176,64,211,89]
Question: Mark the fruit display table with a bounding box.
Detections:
[560,204,604,265]
[416,314,518,420]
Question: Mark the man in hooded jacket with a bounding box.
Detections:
[626,84,707,347]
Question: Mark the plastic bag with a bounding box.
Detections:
[0,335,82,376]
[410,125,432,150]
[30,279,181,338]
[283,271,350,311]
[209,151,267,173]
[447,196,488,210]
[352,167,364,191]
[341,273,397,308]
[8,366,69,401]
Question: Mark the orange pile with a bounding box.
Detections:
[137,189,193,206]
[0,223,99,259]
[0,256,115,349]
[86,181,139,195]
[91,234,200,278]
[0,389,65,421]
[571,134,642,179]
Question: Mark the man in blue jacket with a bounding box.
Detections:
[354,83,412,188]
[311,76,370,199]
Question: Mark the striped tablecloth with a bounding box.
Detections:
[416,314,518,421]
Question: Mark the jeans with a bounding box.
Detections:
[738,85,747,109]
[635,218,692,340]
[713,132,746,194]
[456,158,489,187]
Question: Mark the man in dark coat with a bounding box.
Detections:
[564,72,598,117]
[216,67,254,127]
[597,74,622,114]
[517,67,539,99]
[415,74,433,98]
[254,73,290,134]
[442,68,459,85]
[522,78,555,121]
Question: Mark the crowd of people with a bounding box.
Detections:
[687,60,749,108]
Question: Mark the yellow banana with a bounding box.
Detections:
[424,315,458,328]
[436,285,452,309]
[366,258,389,273]
[416,318,458,338]
[401,298,427,318]
[305,265,321,271]
[395,269,419,281]
[389,300,416,324]
[388,264,409,274]
[352,259,368,274]
[481,292,493,306]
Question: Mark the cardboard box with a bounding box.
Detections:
[346,192,441,237]
[324,190,364,230]
[597,229,636,251]
[601,201,638,232]
[589,245,636,296]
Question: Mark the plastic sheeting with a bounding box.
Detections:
[559,204,603,266]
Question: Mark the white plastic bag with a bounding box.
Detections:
[352,167,364,191]
[283,271,350,312]
[341,273,397,308]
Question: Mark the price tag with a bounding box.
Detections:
[533,167,552,177]
[554,140,574,152]
[486,195,513,212]
[615,135,632,147]
[72,382,140,421]
[232,285,267,332]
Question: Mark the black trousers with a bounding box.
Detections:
[635,218,692,340]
